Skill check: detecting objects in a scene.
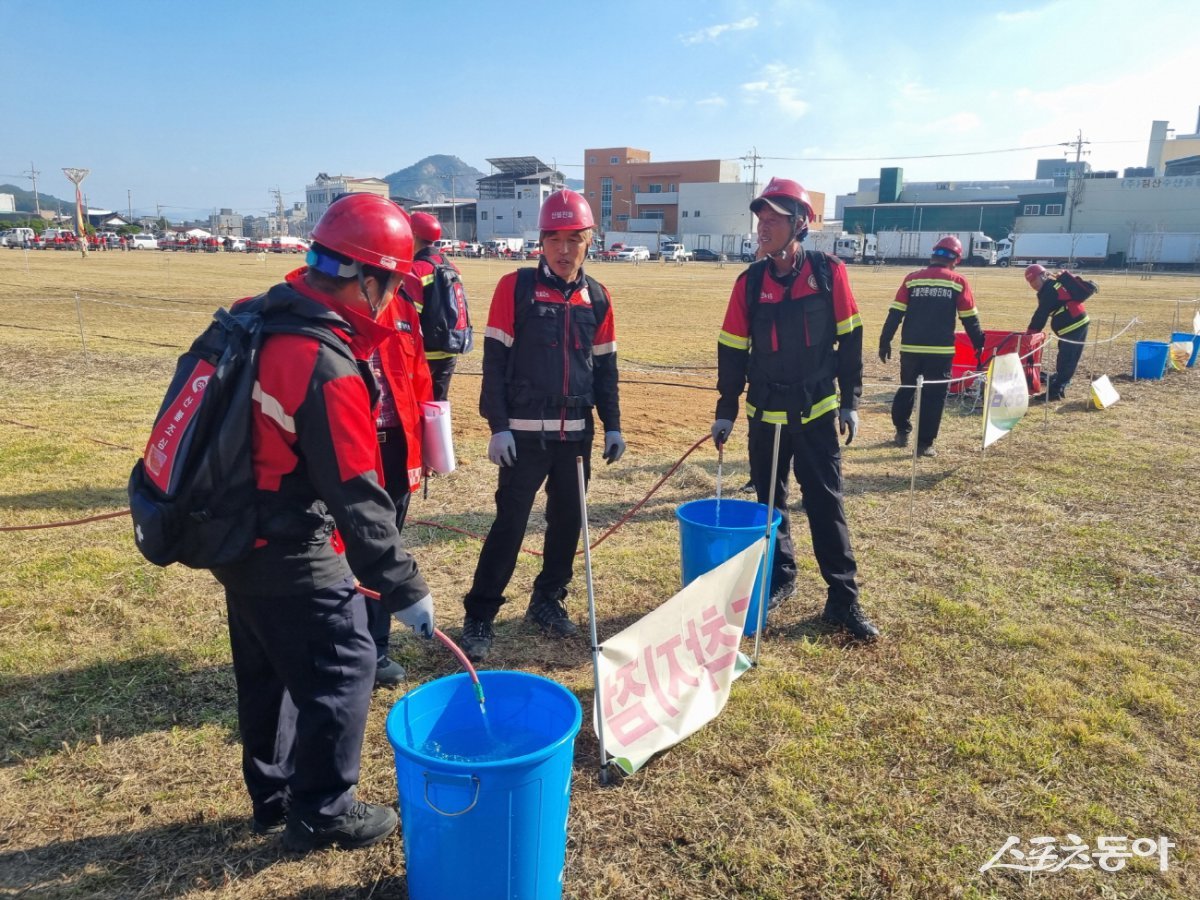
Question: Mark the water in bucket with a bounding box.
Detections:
[387,671,582,900]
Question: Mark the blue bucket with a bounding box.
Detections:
[676,498,781,636]
[1132,340,1169,380]
[386,671,582,900]
[1170,331,1200,368]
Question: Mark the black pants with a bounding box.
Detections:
[747,415,858,610]
[1050,323,1087,399]
[365,427,413,662]
[464,437,591,621]
[225,575,374,821]
[427,356,457,402]
[892,352,953,448]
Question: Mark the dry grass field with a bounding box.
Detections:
[1,247,1198,899]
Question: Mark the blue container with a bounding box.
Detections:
[1170,331,1200,368]
[676,498,781,636]
[386,671,582,900]
[1132,340,1169,380]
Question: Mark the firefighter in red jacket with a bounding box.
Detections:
[459,189,624,663]
[879,236,985,457]
[363,272,434,686]
[712,178,878,642]
[213,194,434,853]
[409,211,470,401]
[1024,264,1091,401]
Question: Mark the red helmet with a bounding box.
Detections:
[310,193,413,274]
[1024,264,1048,288]
[410,211,442,243]
[750,177,815,221]
[932,235,963,261]
[539,189,594,231]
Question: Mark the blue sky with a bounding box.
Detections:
[2,0,1196,221]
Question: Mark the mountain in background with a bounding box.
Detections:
[384,155,583,202]
[384,155,487,202]
[0,183,80,217]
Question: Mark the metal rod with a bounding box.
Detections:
[751,422,782,666]
[73,292,89,363]
[576,455,612,784]
[909,375,923,525]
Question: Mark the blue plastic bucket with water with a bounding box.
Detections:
[386,671,582,900]
[676,498,781,636]
[1169,331,1200,368]
[1132,340,1169,380]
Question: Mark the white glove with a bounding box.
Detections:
[603,431,626,464]
[393,593,435,639]
[838,409,858,446]
[711,418,734,448]
[487,431,517,467]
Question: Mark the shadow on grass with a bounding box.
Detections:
[0,654,237,766]
[0,486,131,513]
[0,818,413,900]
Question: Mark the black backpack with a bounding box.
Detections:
[128,295,349,569]
[420,253,474,354]
[1056,270,1099,302]
[743,250,834,320]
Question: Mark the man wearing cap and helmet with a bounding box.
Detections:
[459,188,625,663]
[408,211,471,401]
[878,235,985,457]
[213,193,435,853]
[712,177,878,642]
[1024,264,1091,401]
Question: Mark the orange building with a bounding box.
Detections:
[582,146,825,242]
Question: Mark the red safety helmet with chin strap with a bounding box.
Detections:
[1025,263,1048,288]
[750,177,815,241]
[932,235,963,263]
[538,189,594,231]
[310,193,414,276]
[410,211,442,243]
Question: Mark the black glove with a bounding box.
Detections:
[879,343,891,364]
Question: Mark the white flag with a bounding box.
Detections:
[982,352,1029,448]
[595,538,764,774]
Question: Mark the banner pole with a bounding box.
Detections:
[576,455,614,785]
[73,292,89,364]
[751,422,782,667]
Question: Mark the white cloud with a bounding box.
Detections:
[680,16,758,45]
[697,95,727,108]
[740,64,810,119]
[995,8,1044,22]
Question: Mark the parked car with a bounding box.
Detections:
[599,242,626,261]
[692,248,723,262]
[616,245,650,261]
[2,227,36,248]
[129,233,159,250]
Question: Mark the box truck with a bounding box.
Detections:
[995,232,1109,267]
[1126,232,1200,267]
[874,231,997,266]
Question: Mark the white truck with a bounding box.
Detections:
[660,241,693,262]
[1126,232,1200,267]
[485,237,525,256]
[995,232,1109,268]
[874,230,997,266]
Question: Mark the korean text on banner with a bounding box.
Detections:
[982,352,1029,448]
[595,538,764,775]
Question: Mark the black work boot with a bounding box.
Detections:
[281,800,398,853]
[917,444,937,458]
[525,587,579,638]
[893,430,910,448]
[460,614,495,663]
[822,600,881,642]
[766,581,796,612]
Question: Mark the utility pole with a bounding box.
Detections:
[271,188,286,236]
[128,189,132,222]
[26,162,42,218]
[1060,130,1091,234]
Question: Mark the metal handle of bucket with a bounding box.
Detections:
[422,771,481,817]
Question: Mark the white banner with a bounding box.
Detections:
[982,352,1029,448]
[595,538,764,774]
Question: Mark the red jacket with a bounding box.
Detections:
[377,287,434,492]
